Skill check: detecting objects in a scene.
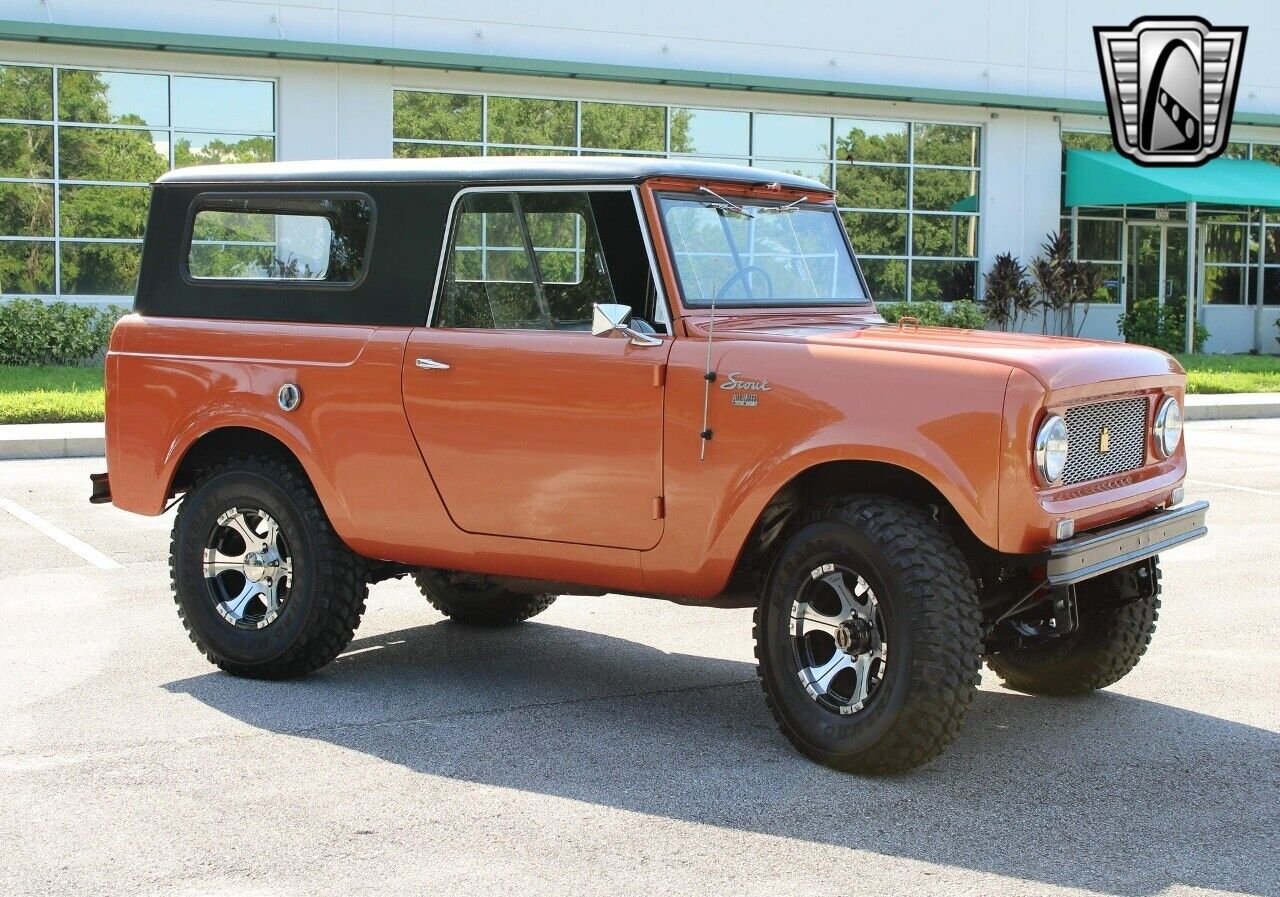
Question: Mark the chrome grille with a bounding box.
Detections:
[1062,398,1148,485]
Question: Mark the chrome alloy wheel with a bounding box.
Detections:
[202,507,293,630]
[790,563,888,715]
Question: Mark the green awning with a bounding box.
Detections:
[950,194,979,213]
[1064,149,1280,208]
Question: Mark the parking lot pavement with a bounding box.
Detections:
[0,421,1277,897]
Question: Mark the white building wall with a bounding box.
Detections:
[2,1,1278,351]
[5,1,1278,119]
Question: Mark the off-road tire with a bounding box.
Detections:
[755,495,983,774]
[986,563,1161,696]
[170,453,368,678]
[414,569,556,626]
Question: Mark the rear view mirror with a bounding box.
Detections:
[591,303,661,346]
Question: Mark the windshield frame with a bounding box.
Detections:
[654,189,872,311]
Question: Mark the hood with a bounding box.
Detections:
[683,314,1183,392]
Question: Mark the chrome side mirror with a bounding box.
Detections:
[591,303,662,347]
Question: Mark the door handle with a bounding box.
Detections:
[415,357,450,370]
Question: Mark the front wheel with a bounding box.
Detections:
[755,496,983,774]
[986,561,1161,696]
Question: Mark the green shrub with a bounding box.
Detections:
[945,300,989,330]
[1118,298,1209,354]
[0,298,127,366]
[877,300,988,330]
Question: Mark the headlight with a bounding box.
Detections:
[1154,396,1183,458]
[1034,414,1069,485]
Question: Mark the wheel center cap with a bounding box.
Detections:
[836,617,873,655]
[243,552,268,582]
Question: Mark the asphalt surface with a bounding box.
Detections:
[1,420,1277,897]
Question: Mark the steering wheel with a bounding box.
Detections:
[716,265,774,301]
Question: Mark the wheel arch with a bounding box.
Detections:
[168,425,305,498]
[163,422,357,548]
[726,458,995,597]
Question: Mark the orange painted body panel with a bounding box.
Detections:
[637,323,1011,595]
[997,369,1186,554]
[401,327,671,550]
[107,315,650,593]
[105,174,1191,602]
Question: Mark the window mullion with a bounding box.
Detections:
[52,65,60,298]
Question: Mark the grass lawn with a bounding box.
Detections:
[1176,354,1280,394]
[0,352,1276,425]
[0,365,105,425]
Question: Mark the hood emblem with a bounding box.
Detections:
[720,372,771,393]
[1099,427,1111,454]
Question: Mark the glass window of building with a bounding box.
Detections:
[1061,128,1280,306]
[0,63,276,299]
[392,90,983,302]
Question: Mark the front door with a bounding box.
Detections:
[402,188,670,551]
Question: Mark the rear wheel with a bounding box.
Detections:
[755,496,983,774]
[986,561,1161,696]
[170,453,367,678]
[414,569,556,626]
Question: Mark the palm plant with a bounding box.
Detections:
[1030,231,1104,336]
[982,252,1035,331]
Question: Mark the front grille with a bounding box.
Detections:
[1062,398,1148,485]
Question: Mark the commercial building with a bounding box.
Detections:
[1,1,1278,351]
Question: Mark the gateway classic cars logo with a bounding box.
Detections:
[1094,16,1247,166]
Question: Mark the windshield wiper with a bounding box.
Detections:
[755,195,809,214]
[697,186,754,219]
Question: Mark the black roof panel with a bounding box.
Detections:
[157,155,830,191]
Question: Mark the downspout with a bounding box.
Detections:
[1185,201,1197,354]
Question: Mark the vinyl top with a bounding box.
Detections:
[156,155,831,192]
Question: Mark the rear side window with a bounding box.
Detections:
[186,194,373,284]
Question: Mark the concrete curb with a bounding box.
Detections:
[1,395,1278,460]
[0,422,105,460]
[1184,393,1280,421]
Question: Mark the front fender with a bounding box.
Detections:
[642,338,1012,596]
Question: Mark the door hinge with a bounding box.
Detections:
[651,496,665,519]
[652,363,667,387]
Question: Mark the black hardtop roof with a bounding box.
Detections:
[156,155,830,192]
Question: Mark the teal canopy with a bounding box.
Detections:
[950,193,979,213]
[1064,149,1280,208]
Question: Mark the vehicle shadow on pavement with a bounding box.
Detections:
[166,619,1279,897]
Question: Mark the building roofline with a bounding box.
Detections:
[6,18,1278,127]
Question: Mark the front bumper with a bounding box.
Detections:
[1045,500,1208,586]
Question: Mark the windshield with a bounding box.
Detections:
[658,193,867,307]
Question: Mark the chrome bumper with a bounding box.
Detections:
[1046,501,1208,586]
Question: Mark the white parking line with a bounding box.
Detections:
[0,496,122,569]
[1188,478,1280,497]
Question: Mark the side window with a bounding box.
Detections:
[435,190,619,330]
[522,192,615,327]
[187,194,372,284]
[437,192,546,328]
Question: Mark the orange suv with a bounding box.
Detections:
[94,157,1207,773]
